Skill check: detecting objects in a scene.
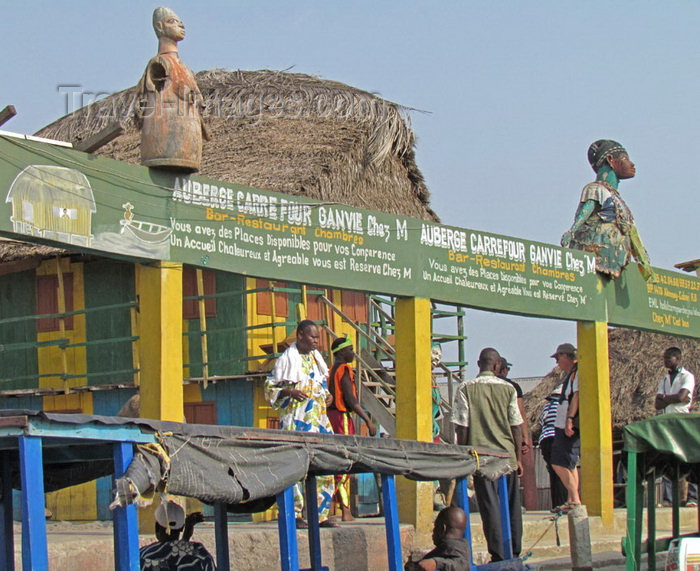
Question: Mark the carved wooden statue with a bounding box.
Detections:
[561,140,656,282]
[135,7,209,172]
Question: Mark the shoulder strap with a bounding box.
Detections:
[559,364,578,404]
[559,375,569,404]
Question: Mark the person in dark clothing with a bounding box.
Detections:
[550,343,581,512]
[327,335,377,521]
[453,348,523,562]
[498,358,532,458]
[140,502,216,570]
[405,506,471,571]
[537,385,568,510]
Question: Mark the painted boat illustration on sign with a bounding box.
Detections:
[119,202,172,244]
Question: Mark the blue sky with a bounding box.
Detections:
[2,1,698,377]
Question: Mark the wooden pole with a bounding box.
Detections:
[323,291,333,351]
[270,283,278,355]
[74,122,124,153]
[130,305,140,386]
[196,269,209,390]
[55,257,69,394]
[0,105,17,128]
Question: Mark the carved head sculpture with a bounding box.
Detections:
[138,6,205,172]
[152,7,185,41]
[587,139,635,180]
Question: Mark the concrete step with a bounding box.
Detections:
[15,519,415,571]
[500,507,697,569]
[15,507,699,570]
[529,550,667,570]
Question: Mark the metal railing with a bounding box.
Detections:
[0,300,140,393]
[182,279,327,386]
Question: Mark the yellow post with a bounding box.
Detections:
[135,262,184,422]
[577,320,614,526]
[394,296,433,546]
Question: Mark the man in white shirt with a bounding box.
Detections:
[655,347,695,414]
[655,346,697,506]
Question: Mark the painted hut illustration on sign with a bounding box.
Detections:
[6,165,96,247]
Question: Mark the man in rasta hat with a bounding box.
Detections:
[328,335,377,521]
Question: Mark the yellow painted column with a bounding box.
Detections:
[135,262,184,422]
[577,320,613,526]
[395,297,433,546]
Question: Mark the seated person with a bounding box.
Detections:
[140,500,216,570]
[405,506,470,571]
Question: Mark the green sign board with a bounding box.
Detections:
[411,221,603,320]
[605,266,700,337]
[0,132,697,337]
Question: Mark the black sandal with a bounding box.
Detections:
[295,518,309,529]
[319,520,339,528]
[560,502,581,514]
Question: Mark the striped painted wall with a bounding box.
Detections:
[0,256,368,521]
[0,269,38,391]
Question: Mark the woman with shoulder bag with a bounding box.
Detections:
[548,343,581,513]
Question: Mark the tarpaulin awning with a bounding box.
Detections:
[0,410,512,509]
[623,413,700,465]
[113,422,512,509]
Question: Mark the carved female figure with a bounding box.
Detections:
[561,140,655,281]
[135,7,209,172]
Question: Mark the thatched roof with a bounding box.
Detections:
[0,239,63,263]
[524,328,700,436]
[36,69,438,222]
[0,239,64,276]
[675,259,700,273]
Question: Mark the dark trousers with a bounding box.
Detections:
[474,472,522,562]
[540,437,568,509]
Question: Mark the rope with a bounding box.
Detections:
[553,513,563,547]
[520,512,563,561]
[470,449,480,470]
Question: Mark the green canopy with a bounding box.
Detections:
[623,413,700,464]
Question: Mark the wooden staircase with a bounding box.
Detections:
[357,349,396,435]
[317,294,465,438]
